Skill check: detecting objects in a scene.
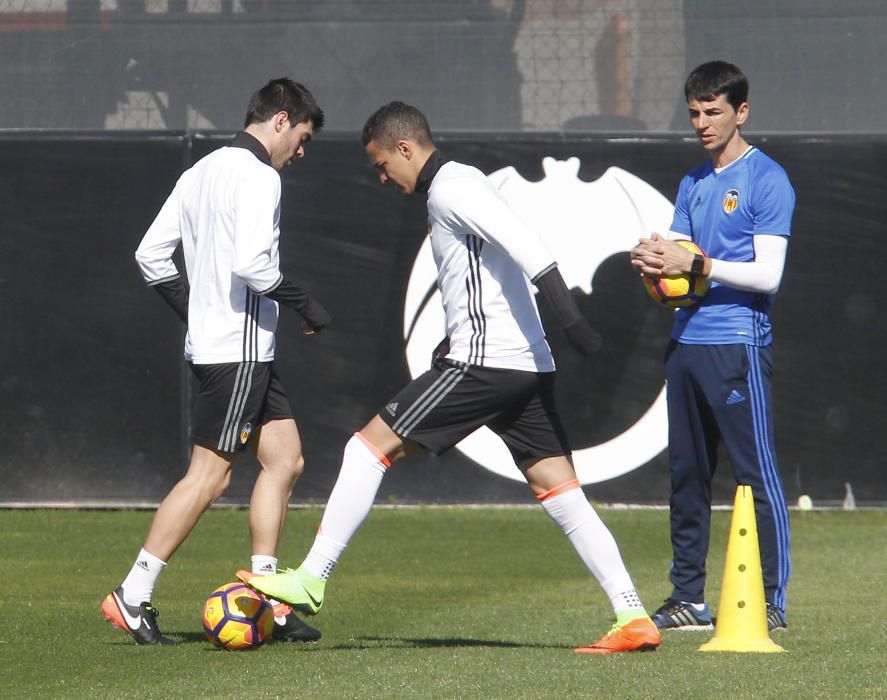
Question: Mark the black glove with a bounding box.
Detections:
[431,336,450,365]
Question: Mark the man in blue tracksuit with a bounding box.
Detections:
[631,60,794,632]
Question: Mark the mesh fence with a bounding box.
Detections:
[514,0,683,131]
[0,1,885,132]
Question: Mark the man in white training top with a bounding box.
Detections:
[101,78,329,645]
[242,101,661,655]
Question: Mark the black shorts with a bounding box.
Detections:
[379,358,571,464]
[189,362,293,454]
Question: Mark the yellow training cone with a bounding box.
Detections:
[699,485,785,653]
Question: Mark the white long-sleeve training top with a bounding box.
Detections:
[427,160,557,372]
[135,135,284,364]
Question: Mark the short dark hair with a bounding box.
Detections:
[361,101,433,149]
[243,77,325,131]
[684,61,748,110]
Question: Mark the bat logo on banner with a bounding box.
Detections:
[403,157,674,485]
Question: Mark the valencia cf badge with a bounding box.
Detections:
[239,422,252,445]
[723,188,739,213]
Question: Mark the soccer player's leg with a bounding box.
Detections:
[243,360,485,613]
[521,458,660,654]
[102,362,258,645]
[242,419,405,613]
[101,444,235,644]
[249,419,303,560]
[500,374,660,653]
[247,382,321,640]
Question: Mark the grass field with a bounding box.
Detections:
[1,506,884,699]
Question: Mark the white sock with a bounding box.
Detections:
[302,433,388,580]
[303,534,347,580]
[610,589,646,613]
[539,485,645,615]
[120,548,166,606]
[251,555,278,575]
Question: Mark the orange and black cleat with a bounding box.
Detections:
[100,586,178,645]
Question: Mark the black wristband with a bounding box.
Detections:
[691,254,705,276]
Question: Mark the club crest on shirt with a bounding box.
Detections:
[239,422,252,445]
[723,188,740,213]
[403,157,674,486]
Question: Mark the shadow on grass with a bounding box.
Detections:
[325,636,571,651]
[173,632,212,644]
[100,632,576,654]
[101,631,211,646]
[99,630,209,647]
[101,632,571,652]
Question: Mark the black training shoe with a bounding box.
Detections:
[651,598,714,631]
[766,603,787,631]
[273,609,322,643]
[100,586,178,645]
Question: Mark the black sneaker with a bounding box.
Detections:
[248,585,322,643]
[766,603,787,631]
[273,610,322,643]
[651,598,714,630]
[100,586,178,645]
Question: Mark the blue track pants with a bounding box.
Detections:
[664,341,791,612]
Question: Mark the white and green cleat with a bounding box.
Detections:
[237,567,326,616]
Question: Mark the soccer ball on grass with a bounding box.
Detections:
[202,581,275,650]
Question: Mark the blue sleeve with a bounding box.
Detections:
[751,165,795,236]
[670,175,692,235]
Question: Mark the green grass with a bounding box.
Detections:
[1,507,884,699]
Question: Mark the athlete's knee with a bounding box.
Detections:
[184,447,234,501]
[288,453,305,481]
[261,451,304,484]
[208,469,233,502]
